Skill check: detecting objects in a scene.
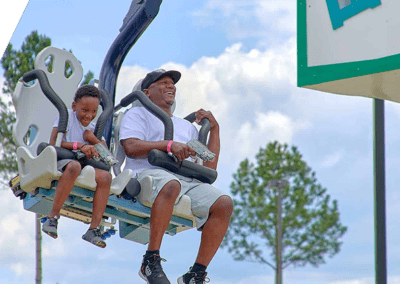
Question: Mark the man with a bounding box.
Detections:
[120,69,233,284]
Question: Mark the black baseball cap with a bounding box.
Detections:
[141,69,181,91]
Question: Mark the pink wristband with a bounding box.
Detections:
[167,140,173,152]
[73,142,78,150]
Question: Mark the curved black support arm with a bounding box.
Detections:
[184,112,211,145]
[22,69,69,134]
[99,0,163,146]
[118,90,174,140]
[94,89,114,140]
[148,149,218,184]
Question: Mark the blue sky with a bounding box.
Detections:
[2,1,400,284]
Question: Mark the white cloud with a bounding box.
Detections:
[0,189,35,277]
[191,0,296,43]
[42,237,67,258]
[256,0,297,34]
[234,111,310,161]
[321,150,345,168]
[9,263,24,277]
[115,65,148,104]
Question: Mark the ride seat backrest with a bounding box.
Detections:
[12,46,101,155]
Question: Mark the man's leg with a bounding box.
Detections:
[148,180,181,250]
[195,195,233,265]
[139,179,181,284]
[178,187,233,284]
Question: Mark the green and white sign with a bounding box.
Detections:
[297,0,400,103]
[327,0,381,30]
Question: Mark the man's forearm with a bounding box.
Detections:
[122,138,169,159]
[203,126,220,170]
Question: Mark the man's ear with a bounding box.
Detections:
[72,101,76,111]
[143,89,150,97]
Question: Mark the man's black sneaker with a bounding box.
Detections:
[177,270,210,284]
[139,253,170,284]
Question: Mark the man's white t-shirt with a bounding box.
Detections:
[119,106,198,177]
[53,109,96,143]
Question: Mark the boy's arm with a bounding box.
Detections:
[49,127,58,145]
[83,130,102,145]
[49,127,86,150]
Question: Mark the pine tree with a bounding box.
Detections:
[222,141,347,283]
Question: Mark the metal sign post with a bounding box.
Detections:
[373,98,387,284]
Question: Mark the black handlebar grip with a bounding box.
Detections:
[23,69,69,134]
[198,119,211,145]
[184,112,196,123]
[184,112,211,145]
[148,149,217,184]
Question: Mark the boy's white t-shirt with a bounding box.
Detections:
[119,106,199,177]
[53,109,96,143]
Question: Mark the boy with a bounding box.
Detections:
[42,85,112,248]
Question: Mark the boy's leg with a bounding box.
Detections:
[82,169,112,248]
[90,169,112,228]
[43,161,81,239]
[49,161,81,218]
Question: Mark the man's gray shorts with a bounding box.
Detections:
[136,168,229,230]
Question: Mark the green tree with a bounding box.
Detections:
[0,30,94,181]
[0,31,51,180]
[222,141,347,283]
[1,30,95,284]
[81,70,94,86]
[0,97,17,180]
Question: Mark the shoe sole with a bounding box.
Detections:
[93,241,106,248]
[82,237,106,248]
[138,265,171,284]
[42,229,57,239]
[138,270,150,283]
[87,240,106,248]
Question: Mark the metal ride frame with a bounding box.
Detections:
[10,0,217,245]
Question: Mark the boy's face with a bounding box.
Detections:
[72,96,100,127]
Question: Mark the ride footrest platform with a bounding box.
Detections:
[9,175,26,200]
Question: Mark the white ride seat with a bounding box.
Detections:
[12,46,132,196]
